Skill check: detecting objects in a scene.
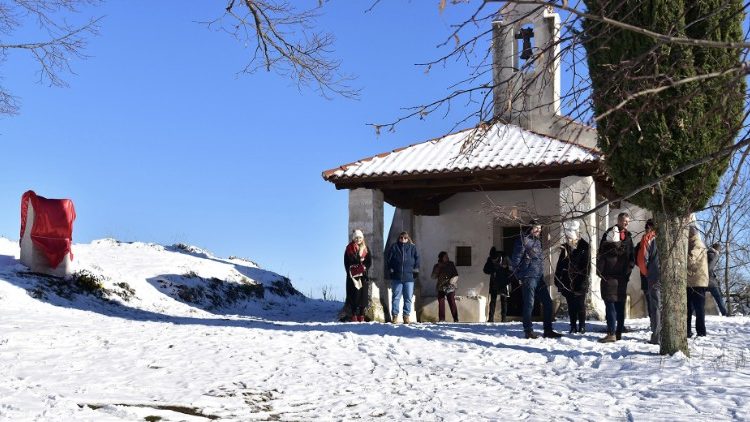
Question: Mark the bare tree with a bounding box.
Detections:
[205,0,357,99]
[0,0,102,115]
[320,284,337,301]
[700,148,750,315]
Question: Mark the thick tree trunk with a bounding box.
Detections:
[654,213,690,356]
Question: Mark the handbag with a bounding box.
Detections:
[349,264,365,278]
[349,264,366,289]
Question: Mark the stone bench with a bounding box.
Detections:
[420,295,487,322]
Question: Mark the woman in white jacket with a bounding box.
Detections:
[687,224,710,337]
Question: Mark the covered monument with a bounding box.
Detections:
[20,190,77,277]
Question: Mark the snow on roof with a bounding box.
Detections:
[323,123,600,182]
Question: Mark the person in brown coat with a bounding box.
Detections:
[687,224,710,337]
[431,251,459,322]
[597,214,634,343]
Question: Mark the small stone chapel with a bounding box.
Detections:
[322,4,652,322]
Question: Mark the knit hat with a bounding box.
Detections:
[563,220,580,240]
[352,229,364,240]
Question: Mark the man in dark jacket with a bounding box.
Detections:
[386,231,420,324]
[597,212,635,343]
[707,243,728,316]
[483,247,510,323]
[510,220,562,339]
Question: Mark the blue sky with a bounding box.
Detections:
[1,1,497,299]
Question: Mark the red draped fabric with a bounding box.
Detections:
[20,191,76,268]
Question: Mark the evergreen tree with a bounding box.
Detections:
[583,0,745,355]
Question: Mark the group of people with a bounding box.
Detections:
[344,215,728,341]
[344,230,423,324]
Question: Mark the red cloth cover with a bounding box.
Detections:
[20,190,76,268]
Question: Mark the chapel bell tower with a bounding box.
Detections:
[492,4,561,133]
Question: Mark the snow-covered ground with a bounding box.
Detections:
[1,237,748,421]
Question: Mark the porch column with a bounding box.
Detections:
[559,176,605,320]
[349,188,386,322]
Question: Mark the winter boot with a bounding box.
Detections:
[524,330,539,339]
[544,329,563,339]
[403,315,411,324]
[391,315,400,324]
[569,324,577,334]
[598,334,617,343]
[578,325,586,334]
[615,331,622,341]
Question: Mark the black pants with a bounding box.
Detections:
[640,274,651,316]
[346,277,367,316]
[563,292,586,329]
[687,287,707,336]
[488,291,507,322]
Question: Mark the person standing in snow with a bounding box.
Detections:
[707,242,728,316]
[635,220,656,322]
[431,251,459,323]
[344,229,371,322]
[687,224,710,337]
[510,219,562,339]
[386,231,420,324]
[484,247,510,323]
[635,219,660,344]
[597,213,635,343]
[553,220,590,334]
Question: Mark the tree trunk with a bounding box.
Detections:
[654,213,690,356]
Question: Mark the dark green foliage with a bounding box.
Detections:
[176,284,205,303]
[73,270,106,294]
[20,270,135,302]
[113,282,136,301]
[269,277,303,297]
[583,0,745,213]
[173,274,265,307]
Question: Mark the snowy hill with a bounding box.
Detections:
[1,237,749,421]
[0,237,335,322]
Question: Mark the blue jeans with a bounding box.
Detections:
[391,280,414,317]
[708,286,728,316]
[521,275,553,332]
[604,301,625,335]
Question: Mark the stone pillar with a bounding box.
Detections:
[349,188,386,322]
[560,175,605,320]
